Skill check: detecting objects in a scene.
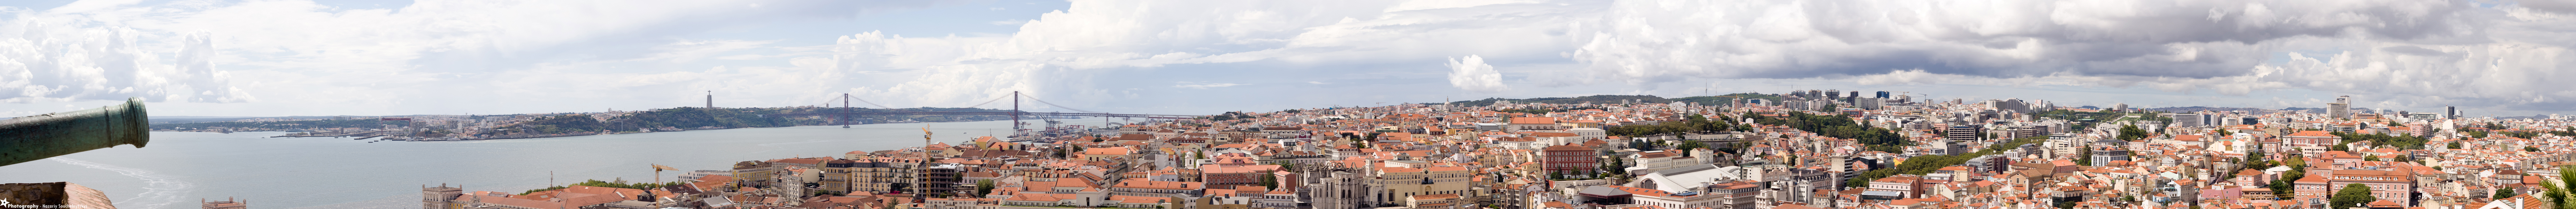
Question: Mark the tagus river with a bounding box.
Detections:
[0,119,1111,209]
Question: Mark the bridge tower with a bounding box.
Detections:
[842,93,853,128]
[1011,91,1022,137]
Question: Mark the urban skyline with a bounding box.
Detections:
[7,1,2576,208]
[1,0,2573,118]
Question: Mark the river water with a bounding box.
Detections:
[0,119,1113,209]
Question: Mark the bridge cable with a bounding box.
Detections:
[840,95,899,109]
[833,94,1009,113]
[930,94,1014,113]
[1017,95,1113,114]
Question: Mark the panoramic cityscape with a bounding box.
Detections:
[5,1,2576,209]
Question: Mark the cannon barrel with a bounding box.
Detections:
[0,98,149,167]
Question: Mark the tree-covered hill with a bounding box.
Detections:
[150,118,409,130]
[153,106,1058,134]
[1671,93,1784,107]
[502,106,1045,134]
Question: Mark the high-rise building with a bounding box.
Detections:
[1857,97,1883,110]
[1825,90,1842,102]
[2172,113,2207,127]
[1809,90,1824,100]
[1946,125,1984,142]
[2446,106,2460,119]
[1876,91,1891,99]
[2327,96,2352,119]
[2113,103,2129,113]
[2001,98,2029,113]
[1848,91,1861,103]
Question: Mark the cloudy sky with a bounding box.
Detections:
[2,0,2572,117]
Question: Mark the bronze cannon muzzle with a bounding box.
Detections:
[0,98,149,167]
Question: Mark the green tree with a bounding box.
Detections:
[2531,147,2544,152]
[2540,165,2576,209]
[1671,141,1708,156]
[2451,141,2465,149]
[1842,137,2043,186]
[2362,155,2378,162]
[2268,179,2295,200]
[975,179,995,198]
[1743,112,1905,153]
[2331,183,2377,209]
[2073,146,2093,166]
[1613,157,1627,174]
[1258,174,1279,188]
[2499,187,2517,199]
[2117,124,2152,141]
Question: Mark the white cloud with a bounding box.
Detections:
[634,39,776,63]
[810,0,2576,113]
[1558,0,2576,112]
[821,0,1590,109]
[0,26,249,103]
[9,0,2575,116]
[1446,55,1507,93]
[0,0,958,115]
[1172,82,1249,89]
[1307,81,1331,84]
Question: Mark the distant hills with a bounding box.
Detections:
[149,116,354,124]
[1439,93,1781,107]
[149,106,1047,134]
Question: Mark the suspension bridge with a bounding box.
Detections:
[756,91,1199,134]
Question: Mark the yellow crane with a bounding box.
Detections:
[653,164,678,185]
